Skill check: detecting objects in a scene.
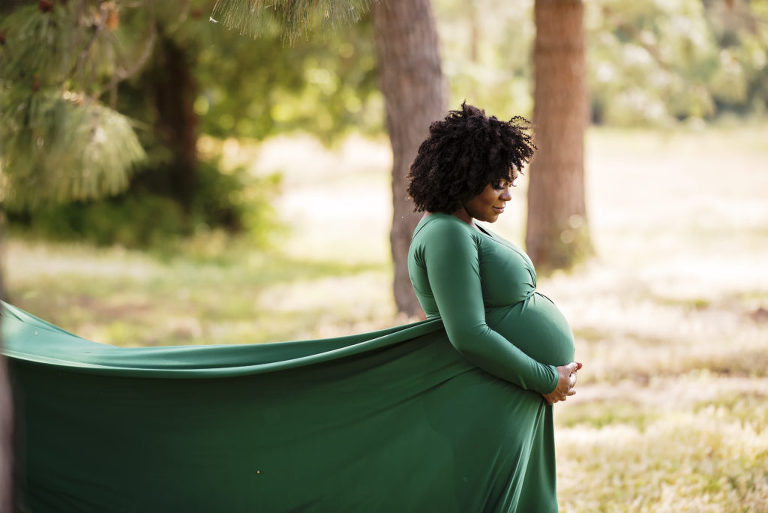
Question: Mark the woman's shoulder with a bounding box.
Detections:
[413,213,476,239]
[411,213,481,254]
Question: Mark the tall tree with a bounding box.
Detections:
[526,0,593,271]
[213,0,446,316]
[372,0,446,317]
[143,32,200,210]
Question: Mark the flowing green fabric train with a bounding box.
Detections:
[3,304,518,513]
[3,214,574,513]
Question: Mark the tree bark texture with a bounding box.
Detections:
[373,0,447,317]
[526,0,593,271]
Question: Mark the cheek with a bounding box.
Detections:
[484,190,501,204]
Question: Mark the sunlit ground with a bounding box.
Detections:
[4,124,768,511]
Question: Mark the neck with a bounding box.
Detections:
[451,206,474,225]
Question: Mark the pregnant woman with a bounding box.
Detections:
[407,102,581,512]
[2,104,580,513]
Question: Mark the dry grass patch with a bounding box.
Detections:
[557,377,768,512]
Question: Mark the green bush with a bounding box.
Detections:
[5,157,281,249]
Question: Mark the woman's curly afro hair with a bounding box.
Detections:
[407,102,535,214]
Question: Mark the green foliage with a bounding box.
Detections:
[8,193,185,247]
[0,92,145,207]
[586,0,768,125]
[209,0,374,42]
[434,0,535,118]
[0,4,73,90]
[6,156,280,249]
[0,1,150,206]
[0,1,154,95]
[703,0,768,115]
[172,3,380,142]
[433,0,768,124]
[1,0,380,245]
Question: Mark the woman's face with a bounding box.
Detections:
[461,172,517,223]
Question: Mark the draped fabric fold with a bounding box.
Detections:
[2,303,552,513]
[2,303,444,377]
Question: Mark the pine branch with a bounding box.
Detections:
[209,0,377,42]
[108,0,157,97]
[71,2,111,83]
[0,1,160,207]
[0,4,75,90]
[0,91,145,208]
[163,0,191,33]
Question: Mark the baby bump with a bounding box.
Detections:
[486,293,575,366]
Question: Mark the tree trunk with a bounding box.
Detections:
[526,0,593,272]
[373,0,447,317]
[0,231,13,511]
[151,35,199,211]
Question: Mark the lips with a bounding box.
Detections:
[492,206,505,214]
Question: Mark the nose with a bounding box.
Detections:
[500,186,512,201]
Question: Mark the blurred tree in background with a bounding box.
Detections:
[209,0,446,316]
[588,0,768,125]
[434,0,768,124]
[433,0,536,118]
[527,0,593,273]
[0,0,379,247]
[432,0,766,274]
[1,0,766,276]
[372,0,446,316]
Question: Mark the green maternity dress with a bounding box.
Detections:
[408,213,576,512]
[3,213,574,513]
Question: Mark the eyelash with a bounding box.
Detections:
[493,179,516,190]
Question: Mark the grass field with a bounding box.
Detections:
[4,124,768,511]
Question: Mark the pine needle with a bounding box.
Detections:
[210,0,375,42]
[0,92,145,208]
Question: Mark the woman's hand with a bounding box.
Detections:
[542,362,582,405]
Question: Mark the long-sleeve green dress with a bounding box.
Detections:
[2,214,574,513]
[408,212,576,512]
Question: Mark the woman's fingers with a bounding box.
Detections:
[567,361,582,389]
[565,361,582,399]
[547,362,585,405]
